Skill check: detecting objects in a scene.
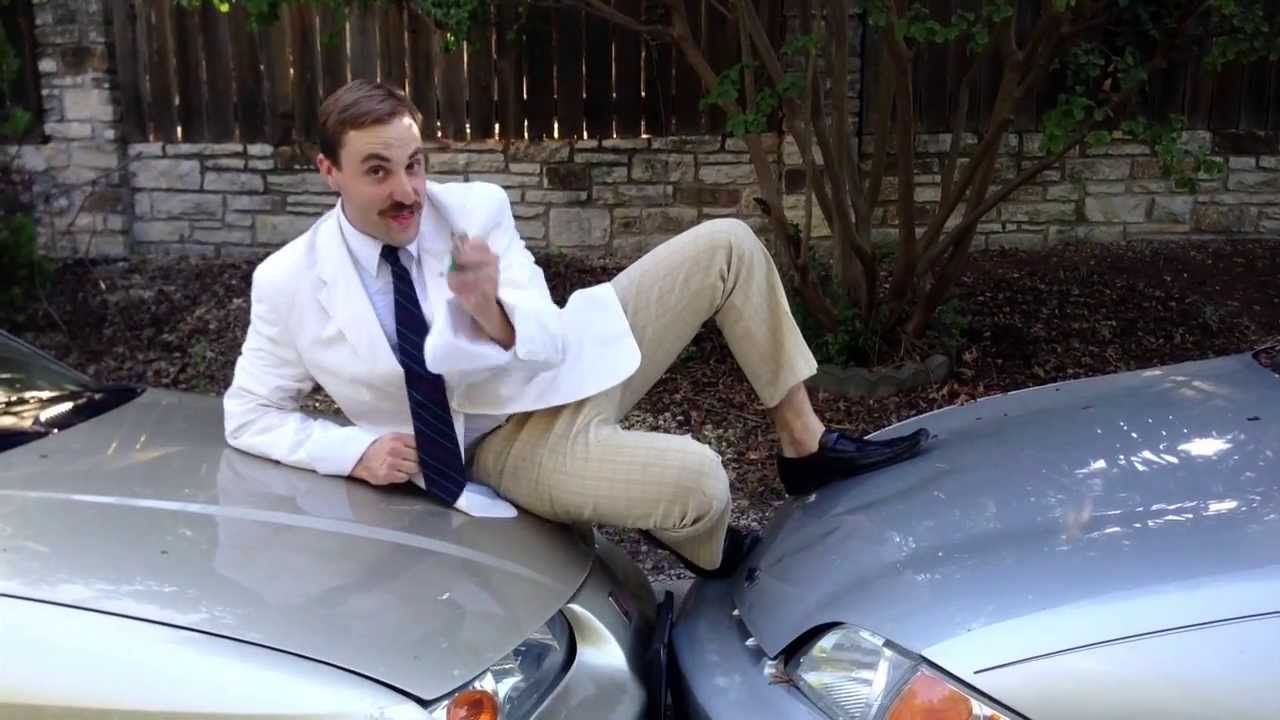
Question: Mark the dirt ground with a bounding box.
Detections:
[8,237,1279,579]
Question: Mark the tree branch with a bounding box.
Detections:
[939,54,979,217]
[738,0,873,307]
[919,2,1210,276]
[559,0,674,37]
[886,48,917,307]
[863,44,895,234]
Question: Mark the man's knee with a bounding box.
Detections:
[668,442,731,530]
[701,217,764,256]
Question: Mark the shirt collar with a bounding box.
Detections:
[337,200,420,278]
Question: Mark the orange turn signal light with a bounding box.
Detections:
[887,671,1006,720]
[447,689,500,720]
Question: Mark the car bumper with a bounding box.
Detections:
[531,533,662,720]
[672,578,825,720]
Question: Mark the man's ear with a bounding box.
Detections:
[316,153,340,193]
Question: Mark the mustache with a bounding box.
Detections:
[380,202,421,215]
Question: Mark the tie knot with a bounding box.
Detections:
[380,243,403,268]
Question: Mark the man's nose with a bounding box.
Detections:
[389,171,417,204]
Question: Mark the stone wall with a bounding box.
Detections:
[116,135,791,257]
[861,129,1280,249]
[11,0,131,257]
[12,128,1280,259]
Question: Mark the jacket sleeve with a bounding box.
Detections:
[427,183,570,383]
[222,261,380,477]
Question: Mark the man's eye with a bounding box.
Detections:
[407,159,423,173]
[368,167,386,178]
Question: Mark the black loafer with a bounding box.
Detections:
[776,427,931,496]
[642,525,761,579]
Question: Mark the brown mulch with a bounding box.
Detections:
[7,238,1280,580]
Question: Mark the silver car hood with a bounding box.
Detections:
[0,388,594,700]
[736,352,1280,676]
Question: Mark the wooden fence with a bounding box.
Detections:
[867,0,1280,134]
[7,0,1279,144]
[106,0,784,143]
[1,0,43,140]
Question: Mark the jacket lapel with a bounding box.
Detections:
[313,208,402,374]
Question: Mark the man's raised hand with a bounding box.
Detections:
[351,432,418,485]
[448,233,515,349]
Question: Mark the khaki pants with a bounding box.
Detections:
[471,218,818,569]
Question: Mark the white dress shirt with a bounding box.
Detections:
[336,205,508,459]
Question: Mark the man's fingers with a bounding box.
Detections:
[389,444,419,463]
[393,458,419,477]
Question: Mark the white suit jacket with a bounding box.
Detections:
[223,180,642,478]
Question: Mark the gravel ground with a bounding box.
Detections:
[8,238,1279,581]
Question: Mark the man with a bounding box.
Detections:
[224,79,930,577]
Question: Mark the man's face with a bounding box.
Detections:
[317,114,426,248]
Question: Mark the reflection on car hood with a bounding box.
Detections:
[0,389,594,700]
[737,352,1280,678]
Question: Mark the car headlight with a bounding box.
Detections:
[787,625,1018,720]
[426,612,574,720]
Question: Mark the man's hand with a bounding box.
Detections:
[448,234,515,349]
[351,432,418,486]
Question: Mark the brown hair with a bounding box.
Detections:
[318,79,423,167]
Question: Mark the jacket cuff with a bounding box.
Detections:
[307,425,382,477]
[497,286,564,367]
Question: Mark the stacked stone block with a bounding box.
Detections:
[838,129,1280,250]
[17,0,130,256]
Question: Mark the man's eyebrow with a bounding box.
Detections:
[360,152,392,164]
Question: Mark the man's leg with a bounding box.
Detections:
[604,217,819,422]
[472,409,732,570]
[474,218,925,569]
[473,218,808,571]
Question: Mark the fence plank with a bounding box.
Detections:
[861,24,881,137]
[523,6,555,139]
[348,6,379,81]
[319,6,350,98]
[672,0,702,133]
[406,11,438,138]
[703,0,733,133]
[1184,40,1215,129]
[1210,63,1244,130]
[201,4,235,140]
[496,0,525,139]
[761,0,784,132]
[583,3,611,137]
[173,4,207,140]
[613,0,643,136]
[1238,57,1271,131]
[228,6,267,143]
[145,0,178,141]
[556,7,584,138]
[1269,60,1280,131]
[109,0,146,141]
[438,30,468,139]
[261,14,292,144]
[380,2,408,91]
[917,0,951,132]
[289,4,321,142]
[1011,0,1039,131]
[468,13,496,138]
[642,35,672,135]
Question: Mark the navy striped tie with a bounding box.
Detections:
[380,244,467,507]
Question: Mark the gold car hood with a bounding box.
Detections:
[0,388,594,701]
